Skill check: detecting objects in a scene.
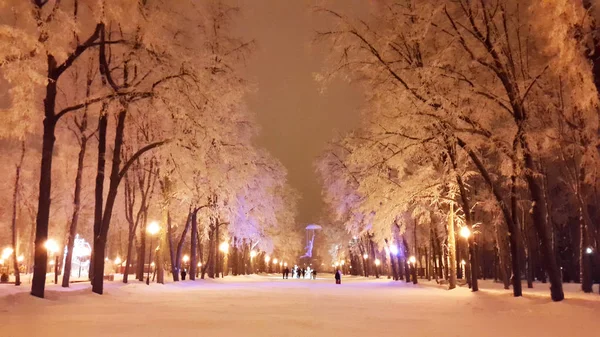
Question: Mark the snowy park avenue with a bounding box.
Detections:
[2,275,599,337]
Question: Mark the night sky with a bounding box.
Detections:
[233,0,368,226]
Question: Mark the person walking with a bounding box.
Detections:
[301,269,306,279]
[181,268,187,281]
[312,269,317,280]
[335,269,341,284]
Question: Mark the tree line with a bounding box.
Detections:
[0,0,300,298]
[315,0,600,301]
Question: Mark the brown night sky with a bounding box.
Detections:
[233,0,370,226]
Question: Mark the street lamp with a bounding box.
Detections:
[460,226,471,239]
[586,247,593,255]
[114,257,122,273]
[45,239,59,284]
[390,245,399,255]
[375,259,381,266]
[219,242,229,253]
[183,255,190,263]
[284,262,288,267]
[146,221,160,285]
[273,258,278,264]
[409,256,416,265]
[363,253,369,260]
[250,250,257,258]
[264,255,270,263]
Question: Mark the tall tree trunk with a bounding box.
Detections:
[190,209,199,281]
[447,140,478,291]
[90,113,107,284]
[62,125,89,287]
[93,109,127,294]
[520,136,564,301]
[123,230,135,283]
[31,75,58,298]
[174,211,192,281]
[457,138,522,296]
[137,221,146,281]
[447,203,457,290]
[11,141,25,287]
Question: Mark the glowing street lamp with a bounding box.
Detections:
[375,259,381,266]
[197,262,202,267]
[219,242,229,254]
[273,258,278,265]
[1,247,14,260]
[183,255,190,263]
[146,221,160,285]
[363,253,369,260]
[264,255,271,263]
[461,259,466,266]
[586,247,593,255]
[114,257,122,265]
[334,262,339,267]
[409,256,416,265]
[44,240,60,284]
[17,255,24,263]
[340,260,345,266]
[250,250,257,259]
[390,245,399,255]
[460,226,471,239]
[284,262,288,267]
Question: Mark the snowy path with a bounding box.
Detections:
[1,276,598,337]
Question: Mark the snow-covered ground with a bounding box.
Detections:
[1,275,598,337]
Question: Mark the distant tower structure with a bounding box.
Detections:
[301,224,322,258]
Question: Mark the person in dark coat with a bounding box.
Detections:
[301,269,306,279]
[335,269,341,284]
[312,270,317,280]
[181,268,187,281]
[283,268,287,279]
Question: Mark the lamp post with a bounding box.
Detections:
[114,257,122,274]
[44,240,59,284]
[460,226,477,290]
[219,242,229,277]
[409,255,417,284]
[250,250,257,274]
[146,221,160,285]
[264,255,271,273]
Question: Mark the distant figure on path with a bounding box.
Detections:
[335,269,341,284]
[301,269,306,279]
[283,268,288,279]
[181,269,187,281]
[312,270,317,280]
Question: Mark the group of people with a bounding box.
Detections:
[282,266,317,280]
